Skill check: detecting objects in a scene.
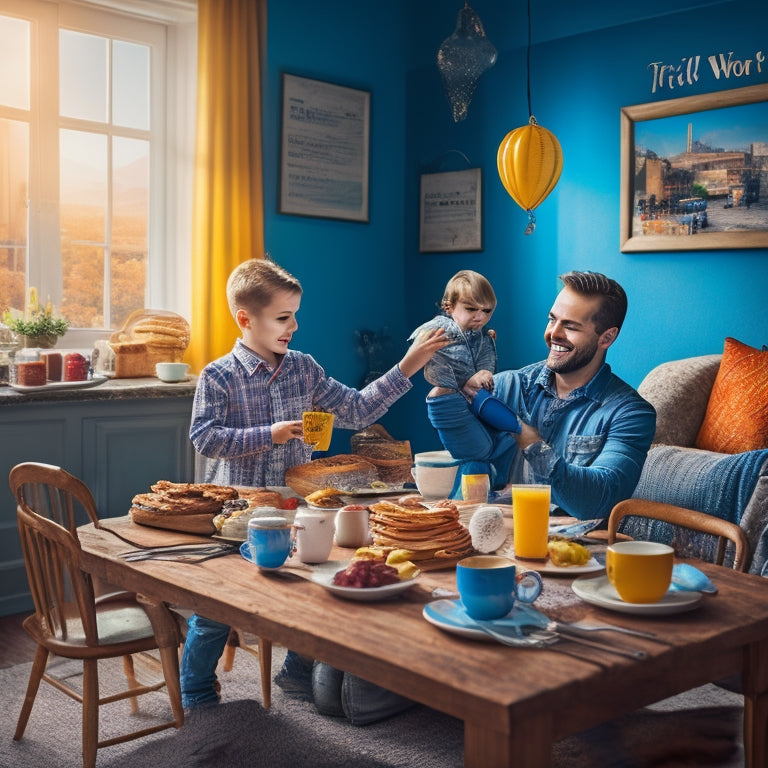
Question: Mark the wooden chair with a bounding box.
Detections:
[10,463,184,768]
[608,498,751,572]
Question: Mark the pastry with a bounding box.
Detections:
[285,454,378,497]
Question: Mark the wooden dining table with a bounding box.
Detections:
[77,514,768,768]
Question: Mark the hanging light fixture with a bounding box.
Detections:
[437,3,497,122]
[496,0,562,234]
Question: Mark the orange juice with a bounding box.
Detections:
[511,484,551,559]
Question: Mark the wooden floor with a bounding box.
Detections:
[0,612,37,668]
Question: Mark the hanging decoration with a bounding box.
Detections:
[496,0,563,234]
[437,3,497,122]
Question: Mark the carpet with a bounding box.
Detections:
[0,646,744,768]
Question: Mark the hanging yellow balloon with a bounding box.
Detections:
[497,115,563,234]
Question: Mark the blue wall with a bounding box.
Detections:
[264,0,768,456]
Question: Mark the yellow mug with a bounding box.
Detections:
[303,411,335,451]
[605,541,674,603]
[510,484,551,559]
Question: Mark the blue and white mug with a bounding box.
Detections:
[247,516,293,569]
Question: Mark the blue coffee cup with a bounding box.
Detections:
[247,517,293,569]
[456,555,543,620]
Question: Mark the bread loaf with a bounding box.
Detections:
[350,424,413,484]
[285,454,379,497]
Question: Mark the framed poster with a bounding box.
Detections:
[419,168,483,253]
[279,73,370,222]
[620,82,768,252]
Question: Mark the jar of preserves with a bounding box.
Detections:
[64,352,89,382]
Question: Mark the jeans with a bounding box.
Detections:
[427,392,518,490]
[179,613,230,708]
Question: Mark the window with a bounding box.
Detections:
[0,0,195,346]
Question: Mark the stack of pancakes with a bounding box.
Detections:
[131,481,239,533]
[368,499,473,562]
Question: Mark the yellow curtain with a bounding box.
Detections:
[187,0,266,373]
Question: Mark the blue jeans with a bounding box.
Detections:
[426,392,517,490]
[180,613,230,708]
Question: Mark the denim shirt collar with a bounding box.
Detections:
[533,361,613,404]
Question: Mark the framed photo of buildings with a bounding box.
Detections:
[620,82,768,252]
[419,168,483,253]
[279,74,370,222]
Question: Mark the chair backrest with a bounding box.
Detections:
[16,502,100,645]
[608,498,751,572]
[9,462,101,533]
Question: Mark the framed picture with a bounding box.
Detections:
[620,82,768,252]
[419,168,483,253]
[279,73,370,222]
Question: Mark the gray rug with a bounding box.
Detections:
[0,646,744,768]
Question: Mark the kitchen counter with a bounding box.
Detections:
[0,376,197,405]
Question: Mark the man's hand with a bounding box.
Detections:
[514,421,542,451]
[398,328,451,378]
[272,420,303,445]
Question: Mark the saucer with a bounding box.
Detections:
[423,599,550,641]
[572,574,704,615]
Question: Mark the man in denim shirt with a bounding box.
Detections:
[427,270,656,520]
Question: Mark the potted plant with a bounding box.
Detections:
[3,288,69,348]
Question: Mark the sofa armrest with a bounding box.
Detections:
[638,354,722,447]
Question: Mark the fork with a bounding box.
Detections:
[475,620,648,660]
[119,542,239,562]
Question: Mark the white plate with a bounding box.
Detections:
[514,555,604,576]
[307,503,343,512]
[10,375,108,392]
[342,485,408,497]
[310,568,419,601]
[572,574,704,615]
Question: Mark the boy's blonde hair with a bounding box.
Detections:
[226,258,302,318]
[441,270,496,312]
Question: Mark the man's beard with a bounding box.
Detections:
[546,338,599,375]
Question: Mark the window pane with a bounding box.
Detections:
[112,136,148,326]
[0,118,28,315]
[62,244,104,327]
[60,29,107,122]
[111,249,146,328]
[113,40,149,130]
[0,15,30,110]
[60,129,106,327]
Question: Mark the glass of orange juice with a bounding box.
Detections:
[511,484,551,559]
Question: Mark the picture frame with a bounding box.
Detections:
[419,167,483,253]
[279,73,370,222]
[620,82,768,252]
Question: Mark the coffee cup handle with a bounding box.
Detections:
[514,570,543,603]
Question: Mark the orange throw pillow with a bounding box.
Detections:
[695,337,768,453]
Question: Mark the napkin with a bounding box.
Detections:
[669,563,717,594]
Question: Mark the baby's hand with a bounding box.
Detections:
[399,328,451,378]
[468,370,494,392]
[272,420,303,445]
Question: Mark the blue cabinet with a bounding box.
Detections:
[1,380,195,616]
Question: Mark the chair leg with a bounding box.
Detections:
[82,658,99,768]
[122,654,141,714]
[14,644,49,741]
[259,637,272,710]
[221,629,238,673]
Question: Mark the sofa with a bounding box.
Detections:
[619,350,768,576]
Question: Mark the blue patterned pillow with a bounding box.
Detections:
[627,445,768,573]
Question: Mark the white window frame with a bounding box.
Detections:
[0,0,195,348]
